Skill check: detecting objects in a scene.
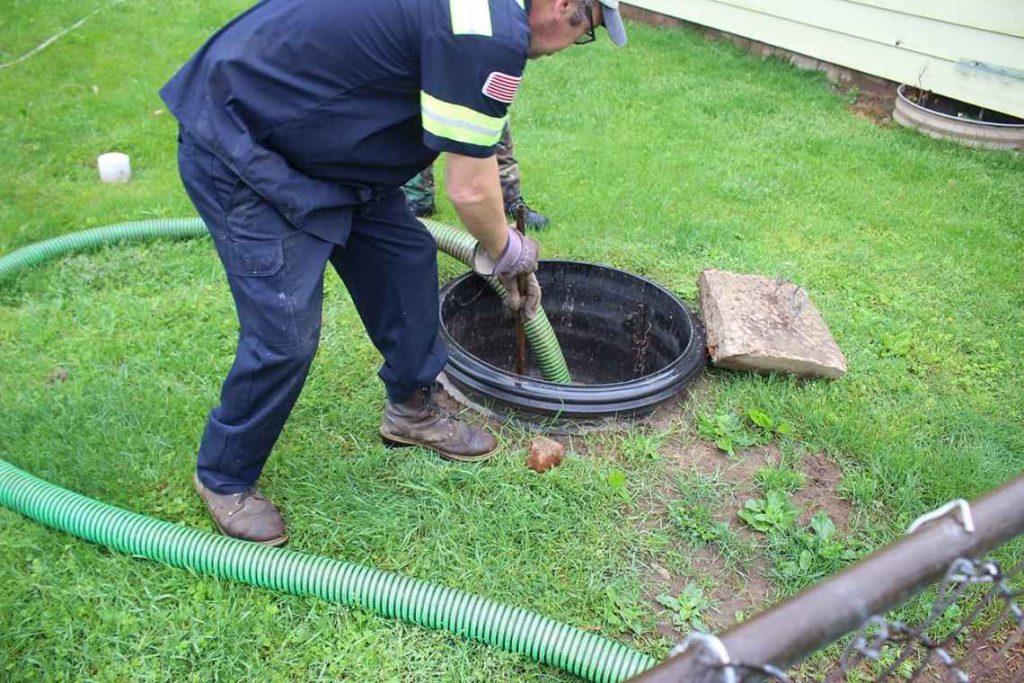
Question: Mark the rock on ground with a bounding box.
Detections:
[697,269,847,379]
[526,437,564,473]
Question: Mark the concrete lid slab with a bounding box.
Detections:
[698,269,847,379]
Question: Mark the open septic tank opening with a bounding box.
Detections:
[439,261,707,429]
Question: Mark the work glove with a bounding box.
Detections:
[472,228,542,320]
[505,272,542,321]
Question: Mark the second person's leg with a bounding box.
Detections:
[402,164,436,218]
[497,122,549,230]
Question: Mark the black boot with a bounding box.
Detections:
[505,197,550,230]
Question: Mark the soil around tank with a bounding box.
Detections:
[637,385,855,639]
[847,88,895,125]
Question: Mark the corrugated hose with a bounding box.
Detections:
[0,218,655,682]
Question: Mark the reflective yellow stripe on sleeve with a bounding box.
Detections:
[449,0,493,36]
[421,92,507,147]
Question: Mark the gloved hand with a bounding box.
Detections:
[472,227,538,278]
[503,272,541,321]
[472,228,542,319]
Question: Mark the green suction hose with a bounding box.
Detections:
[0,217,639,679]
[0,217,572,383]
[0,460,655,681]
[420,218,572,384]
[421,217,478,264]
[0,218,207,279]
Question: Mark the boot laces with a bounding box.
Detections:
[228,488,267,515]
[421,385,458,436]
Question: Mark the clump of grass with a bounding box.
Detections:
[657,583,712,632]
[755,465,806,493]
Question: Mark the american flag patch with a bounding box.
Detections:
[482,71,522,104]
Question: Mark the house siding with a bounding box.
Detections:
[625,0,1024,118]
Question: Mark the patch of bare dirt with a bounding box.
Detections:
[444,369,854,643]
[663,440,774,537]
[647,435,856,639]
[664,438,852,534]
[644,375,714,433]
[664,439,773,484]
[694,547,774,632]
[960,628,1024,682]
[793,451,852,533]
[847,89,894,125]
[644,545,775,639]
[641,437,779,638]
[821,629,1023,682]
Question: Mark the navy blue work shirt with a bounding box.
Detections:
[161,0,531,243]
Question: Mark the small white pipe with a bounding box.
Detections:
[97,152,131,183]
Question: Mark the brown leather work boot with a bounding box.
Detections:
[192,473,289,546]
[380,386,498,462]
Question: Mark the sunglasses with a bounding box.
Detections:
[574,0,596,45]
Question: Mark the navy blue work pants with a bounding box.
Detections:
[177,134,448,493]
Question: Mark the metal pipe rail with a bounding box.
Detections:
[626,474,1024,682]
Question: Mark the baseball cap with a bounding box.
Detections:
[597,0,627,46]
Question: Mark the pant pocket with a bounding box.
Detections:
[225,237,284,278]
[224,238,293,345]
[207,151,244,212]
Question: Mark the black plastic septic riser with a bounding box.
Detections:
[439,260,707,421]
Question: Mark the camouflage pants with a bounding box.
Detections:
[404,122,521,207]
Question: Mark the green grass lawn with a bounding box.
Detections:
[2,1,1022,680]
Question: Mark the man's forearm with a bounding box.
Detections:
[445,153,509,259]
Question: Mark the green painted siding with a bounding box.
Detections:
[626,0,1024,117]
